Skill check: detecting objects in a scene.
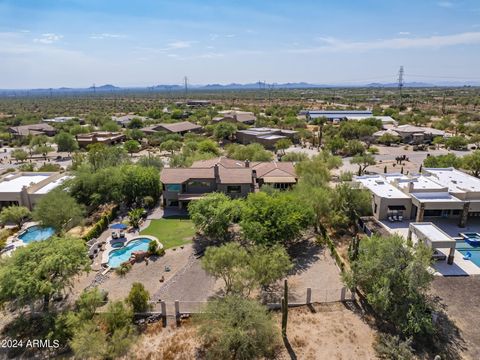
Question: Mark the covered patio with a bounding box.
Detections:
[407,222,456,265]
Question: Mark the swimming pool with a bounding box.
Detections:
[456,240,480,268]
[107,238,152,268]
[18,226,55,244]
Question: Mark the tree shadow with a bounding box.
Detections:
[287,238,322,276]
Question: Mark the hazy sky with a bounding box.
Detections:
[1,0,480,88]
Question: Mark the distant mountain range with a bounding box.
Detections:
[1,81,479,96]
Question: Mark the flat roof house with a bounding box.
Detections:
[76,132,126,148]
[301,110,373,122]
[0,172,71,210]
[111,114,150,127]
[8,123,56,138]
[160,157,297,209]
[236,128,298,149]
[212,110,256,125]
[43,116,84,124]
[373,125,445,144]
[142,121,202,136]
[354,168,480,227]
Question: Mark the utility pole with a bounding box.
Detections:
[442,92,447,115]
[398,66,404,106]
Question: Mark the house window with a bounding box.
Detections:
[227,185,241,193]
[187,181,210,188]
[165,184,181,192]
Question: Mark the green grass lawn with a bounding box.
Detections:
[140,218,195,249]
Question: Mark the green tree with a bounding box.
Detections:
[124,139,140,156]
[225,143,273,161]
[377,132,401,146]
[128,208,143,229]
[197,296,280,360]
[197,139,220,155]
[241,192,314,246]
[274,138,292,155]
[423,153,461,168]
[122,165,161,207]
[445,136,468,150]
[188,193,240,239]
[137,154,164,170]
[101,120,121,132]
[213,122,237,140]
[345,234,434,338]
[0,236,89,310]
[87,143,129,171]
[55,131,79,152]
[462,150,480,177]
[126,282,150,313]
[432,136,445,150]
[33,189,85,232]
[160,139,183,155]
[0,205,31,227]
[11,148,28,162]
[34,144,54,158]
[295,153,340,187]
[311,116,327,149]
[70,320,108,359]
[351,153,376,175]
[128,117,144,129]
[344,139,365,156]
[325,135,346,155]
[102,300,133,335]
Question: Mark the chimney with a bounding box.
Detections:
[214,164,220,181]
[245,159,250,168]
[408,181,414,193]
[252,169,257,182]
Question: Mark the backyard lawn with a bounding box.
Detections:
[140,218,195,249]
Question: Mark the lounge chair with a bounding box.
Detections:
[398,215,403,221]
[111,232,118,239]
[393,215,399,221]
[388,216,394,222]
[119,230,126,238]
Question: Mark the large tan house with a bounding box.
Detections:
[160,157,297,209]
[142,121,202,136]
[8,123,56,138]
[354,168,480,227]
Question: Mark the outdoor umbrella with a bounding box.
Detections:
[110,223,128,230]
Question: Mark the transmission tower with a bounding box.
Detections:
[398,66,404,105]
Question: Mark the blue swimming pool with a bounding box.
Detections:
[18,226,55,244]
[108,238,152,268]
[457,240,480,267]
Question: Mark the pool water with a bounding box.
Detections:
[457,240,480,267]
[18,226,55,243]
[108,238,151,268]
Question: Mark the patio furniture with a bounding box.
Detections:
[432,250,447,262]
[398,215,403,221]
[111,232,118,239]
[463,251,472,260]
[388,216,395,222]
[119,230,126,238]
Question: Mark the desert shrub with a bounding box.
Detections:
[115,263,132,277]
[374,333,414,360]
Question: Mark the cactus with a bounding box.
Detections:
[281,279,288,338]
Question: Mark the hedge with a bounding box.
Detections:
[83,206,118,241]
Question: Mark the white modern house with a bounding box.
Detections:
[0,172,71,210]
[354,168,480,227]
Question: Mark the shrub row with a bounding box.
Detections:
[83,206,118,241]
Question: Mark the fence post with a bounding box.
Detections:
[175,300,180,327]
[306,288,312,305]
[341,287,346,301]
[161,301,167,327]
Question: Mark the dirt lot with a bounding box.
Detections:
[431,277,480,360]
[125,302,378,360]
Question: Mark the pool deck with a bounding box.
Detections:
[379,218,480,276]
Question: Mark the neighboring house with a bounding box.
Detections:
[373,125,445,144]
[212,110,256,125]
[111,114,150,127]
[236,128,298,149]
[0,172,71,210]
[142,121,202,136]
[43,116,84,124]
[76,132,126,148]
[354,168,480,227]
[8,124,57,138]
[301,110,373,122]
[160,157,298,208]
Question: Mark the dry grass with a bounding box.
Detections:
[125,321,199,360]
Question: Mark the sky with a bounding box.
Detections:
[1,0,480,88]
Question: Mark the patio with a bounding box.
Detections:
[379,217,480,276]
